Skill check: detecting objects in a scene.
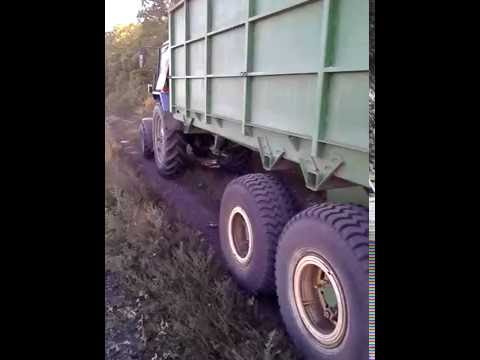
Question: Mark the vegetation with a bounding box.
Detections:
[105,124,299,359]
[105,1,180,117]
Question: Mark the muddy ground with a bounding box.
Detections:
[107,115,327,223]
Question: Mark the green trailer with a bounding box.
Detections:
[139,1,369,359]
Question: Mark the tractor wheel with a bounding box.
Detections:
[138,117,153,159]
[219,173,298,293]
[152,104,188,177]
[275,203,369,360]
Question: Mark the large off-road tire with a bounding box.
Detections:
[219,173,298,294]
[152,104,188,177]
[275,203,368,360]
[138,118,153,159]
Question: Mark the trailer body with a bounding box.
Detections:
[167,0,368,191]
[140,3,371,357]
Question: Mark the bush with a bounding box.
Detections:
[106,21,167,118]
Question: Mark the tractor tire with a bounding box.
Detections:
[219,173,298,294]
[152,104,188,177]
[139,118,154,159]
[275,203,369,360]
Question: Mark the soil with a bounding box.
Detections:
[105,114,308,359]
[106,115,327,253]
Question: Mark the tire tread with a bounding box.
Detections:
[279,203,369,269]
[224,173,298,293]
[153,105,188,177]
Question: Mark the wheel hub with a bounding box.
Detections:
[293,254,347,348]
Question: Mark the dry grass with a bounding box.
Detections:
[105,124,299,359]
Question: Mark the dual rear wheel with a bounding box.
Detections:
[219,174,369,360]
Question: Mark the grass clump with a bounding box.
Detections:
[105,135,299,359]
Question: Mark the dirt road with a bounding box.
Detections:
[107,115,234,252]
[106,115,326,253]
[106,114,301,359]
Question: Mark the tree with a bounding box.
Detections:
[105,0,181,116]
[137,0,173,23]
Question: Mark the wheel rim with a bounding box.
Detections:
[293,254,347,348]
[227,206,253,265]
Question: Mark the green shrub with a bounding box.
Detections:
[106,20,167,118]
